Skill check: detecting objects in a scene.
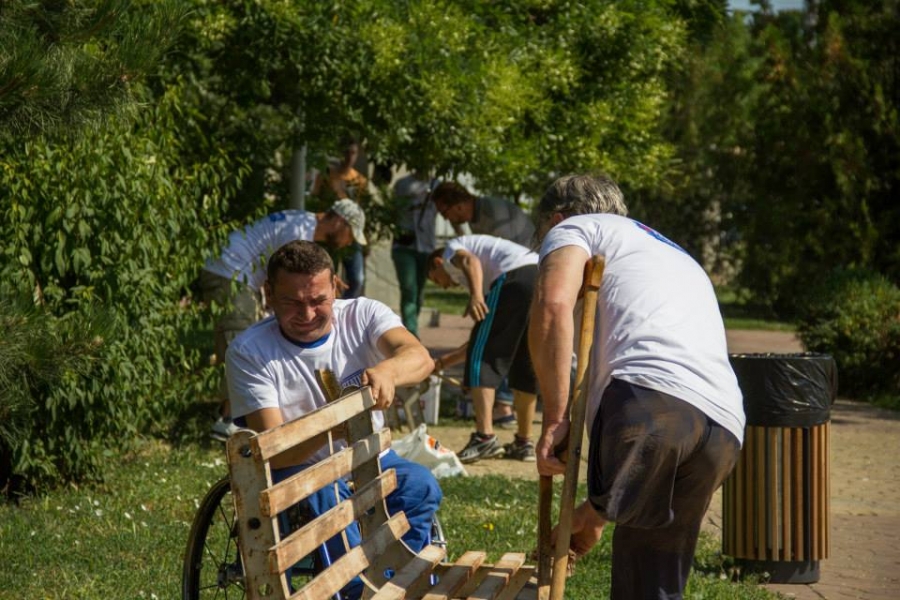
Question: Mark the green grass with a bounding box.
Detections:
[423,280,795,332]
[0,442,778,599]
[423,281,469,316]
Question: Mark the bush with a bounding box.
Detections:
[0,90,241,493]
[796,268,900,400]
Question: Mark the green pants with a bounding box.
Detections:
[391,245,429,338]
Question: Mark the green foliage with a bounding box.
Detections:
[156,0,684,217]
[630,2,900,318]
[796,268,900,399]
[0,89,241,491]
[0,0,186,138]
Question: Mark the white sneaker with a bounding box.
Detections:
[210,417,240,442]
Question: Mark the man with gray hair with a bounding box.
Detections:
[529,174,744,599]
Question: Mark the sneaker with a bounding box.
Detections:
[458,433,504,464]
[210,416,240,442]
[492,414,518,430]
[503,439,536,462]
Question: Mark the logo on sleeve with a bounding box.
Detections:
[633,221,688,254]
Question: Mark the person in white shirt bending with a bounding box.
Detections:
[427,234,540,463]
[529,174,745,599]
[199,200,366,441]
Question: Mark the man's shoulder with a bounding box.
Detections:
[229,316,280,356]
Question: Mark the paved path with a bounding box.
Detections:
[419,313,900,600]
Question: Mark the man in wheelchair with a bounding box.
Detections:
[225,240,443,599]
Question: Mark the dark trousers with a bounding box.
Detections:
[588,379,741,599]
[391,245,429,337]
[341,243,365,299]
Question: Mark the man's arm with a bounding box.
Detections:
[529,245,589,476]
[450,250,487,321]
[362,326,434,409]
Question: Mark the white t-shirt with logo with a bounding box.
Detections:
[443,235,538,295]
[226,298,402,465]
[204,210,318,291]
[539,214,745,444]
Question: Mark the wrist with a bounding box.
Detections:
[434,358,444,371]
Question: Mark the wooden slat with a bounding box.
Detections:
[810,425,819,560]
[269,469,398,574]
[226,430,291,599]
[822,422,831,558]
[781,427,792,560]
[743,438,754,558]
[423,551,488,600]
[767,428,778,560]
[289,512,411,600]
[494,565,536,600]
[253,388,376,461]
[732,442,744,557]
[467,553,527,600]
[260,430,391,517]
[792,429,804,559]
[754,426,766,559]
[370,545,447,600]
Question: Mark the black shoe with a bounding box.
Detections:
[458,433,504,464]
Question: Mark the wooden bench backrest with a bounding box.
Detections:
[226,386,538,600]
[226,387,416,599]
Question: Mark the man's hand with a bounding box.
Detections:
[361,364,396,410]
[334,275,349,295]
[465,295,489,322]
[536,419,570,477]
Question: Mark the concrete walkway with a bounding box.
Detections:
[418,313,900,600]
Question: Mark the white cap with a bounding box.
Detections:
[331,199,367,245]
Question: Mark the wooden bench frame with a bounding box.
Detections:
[225,387,539,600]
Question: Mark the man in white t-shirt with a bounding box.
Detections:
[528,175,745,599]
[427,235,539,463]
[199,200,366,441]
[226,240,442,600]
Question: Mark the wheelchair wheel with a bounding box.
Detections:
[430,514,448,555]
[182,477,245,599]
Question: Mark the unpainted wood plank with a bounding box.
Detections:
[422,551,488,600]
[254,388,375,461]
[767,428,779,560]
[494,565,536,600]
[369,545,447,600]
[270,469,398,574]
[226,429,291,599]
[289,512,411,600]
[753,426,766,560]
[791,429,804,559]
[260,430,390,517]
[466,553,527,600]
[781,427,793,560]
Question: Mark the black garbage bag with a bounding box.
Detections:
[729,353,838,427]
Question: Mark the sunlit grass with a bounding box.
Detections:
[1,442,778,599]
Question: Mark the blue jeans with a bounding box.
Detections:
[273,450,442,599]
[341,244,365,299]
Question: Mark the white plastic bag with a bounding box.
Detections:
[392,424,467,479]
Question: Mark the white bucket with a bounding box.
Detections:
[420,375,442,425]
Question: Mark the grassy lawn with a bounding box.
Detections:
[0,440,776,599]
[425,281,795,332]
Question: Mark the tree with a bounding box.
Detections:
[0,0,184,138]
[0,1,237,493]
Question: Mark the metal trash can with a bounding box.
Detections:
[723,353,838,583]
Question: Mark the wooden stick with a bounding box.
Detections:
[545,256,605,600]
